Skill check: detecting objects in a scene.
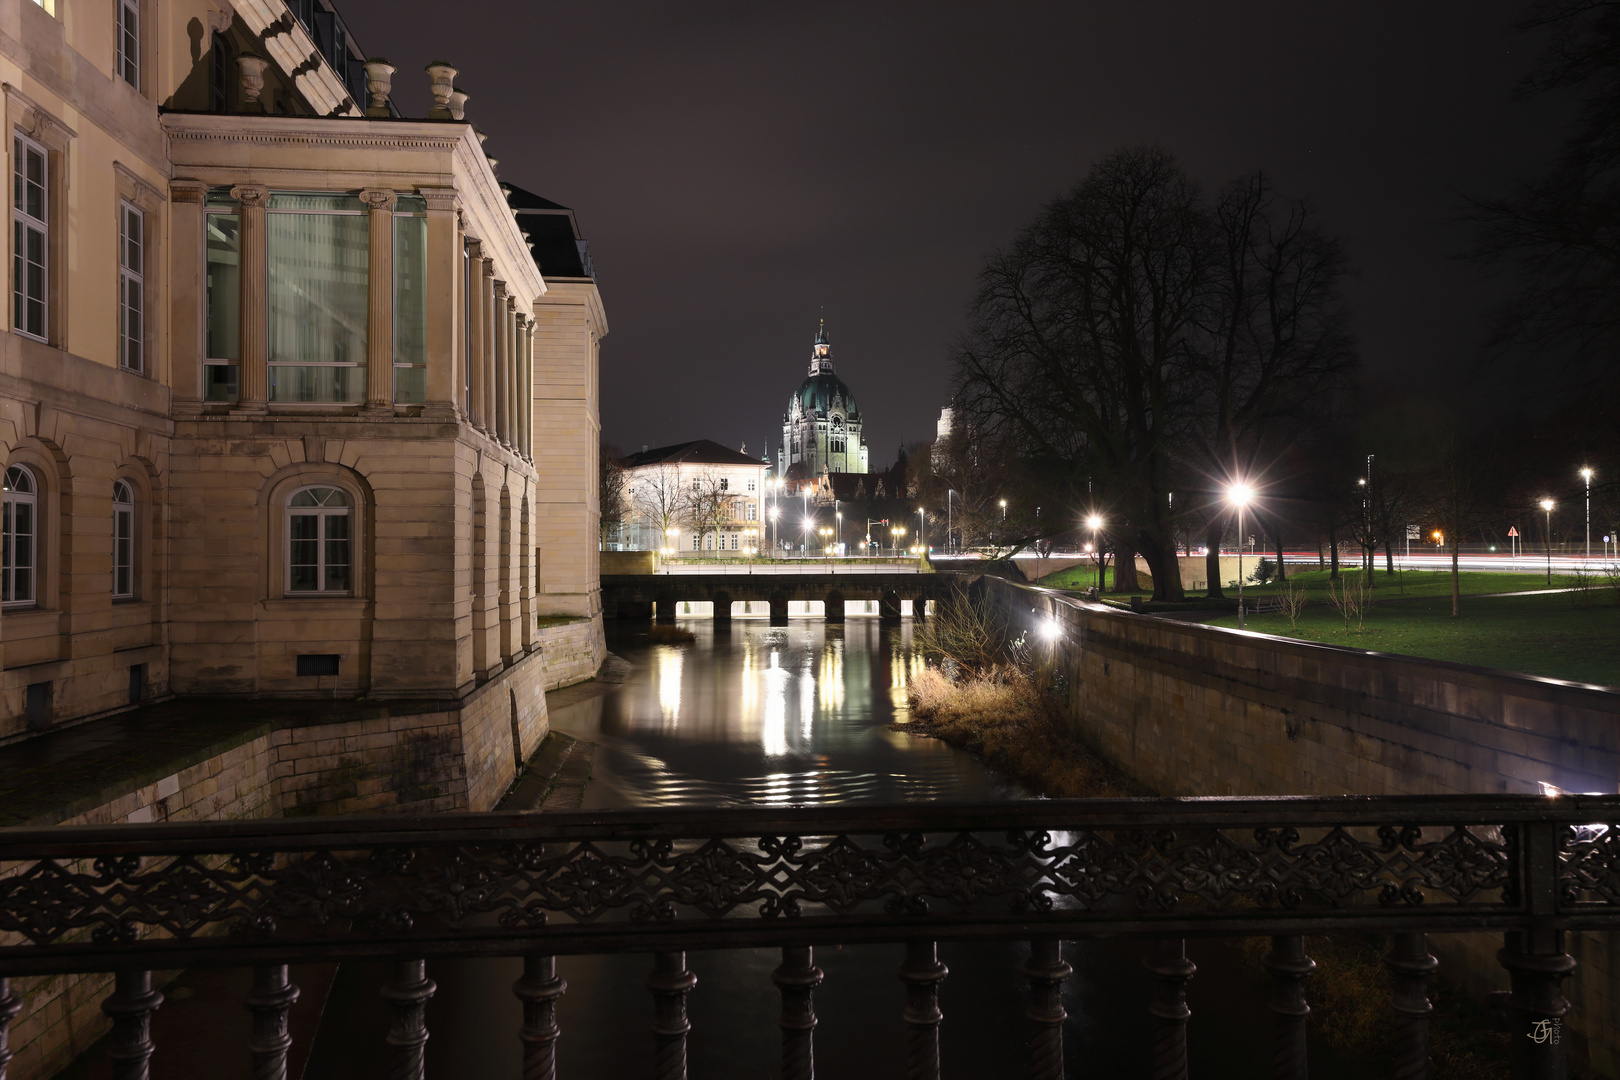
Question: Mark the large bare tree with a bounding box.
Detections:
[956,146,1206,600]
[626,464,688,551]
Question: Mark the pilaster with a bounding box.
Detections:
[230,184,269,413]
[361,188,398,411]
[168,180,210,414]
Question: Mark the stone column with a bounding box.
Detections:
[361,189,397,410]
[494,282,511,446]
[168,180,209,413]
[520,316,534,461]
[466,242,487,428]
[482,262,498,434]
[230,184,269,412]
[421,188,460,417]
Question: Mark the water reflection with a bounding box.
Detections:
[656,646,684,726]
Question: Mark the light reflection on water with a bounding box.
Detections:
[305,619,1363,1080]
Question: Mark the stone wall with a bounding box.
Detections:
[537,616,605,691]
[982,576,1620,1073]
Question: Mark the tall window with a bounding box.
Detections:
[112,480,134,599]
[394,196,427,403]
[268,193,368,403]
[3,466,37,607]
[119,203,144,372]
[116,0,140,88]
[13,134,47,342]
[287,486,352,593]
[205,191,241,401]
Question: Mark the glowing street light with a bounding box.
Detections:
[1581,467,1594,559]
[999,499,1008,520]
[1541,498,1556,584]
[1227,483,1255,630]
[1085,514,1104,590]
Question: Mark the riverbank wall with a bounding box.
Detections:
[980,575,1620,1074]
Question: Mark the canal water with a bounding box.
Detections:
[306,618,1362,1079]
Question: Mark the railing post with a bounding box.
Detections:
[514,953,567,1080]
[381,959,436,1080]
[1386,933,1437,1080]
[648,951,697,1080]
[1023,938,1070,1080]
[246,964,300,1080]
[773,946,822,1080]
[1264,936,1314,1080]
[1500,820,1574,1080]
[898,940,948,1080]
[1145,938,1195,1080]
[0,977,21,1080]
[103,969,163,1080]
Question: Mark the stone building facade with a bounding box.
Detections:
[0,0,605,773]
[777,321,869,481]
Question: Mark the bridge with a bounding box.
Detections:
[602,571,962,622]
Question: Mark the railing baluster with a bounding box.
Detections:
[514,953,567,1080]
[1386,933,1437,1080]
[898,940,948,1080]
[648,951,697,1080]
[247,964,300,1080]
[0,977,21,1080]
[1263,936,1314,1080]
[381,959,436,1080]
[103,969,163,1080]
[772,945,823,1080]
[1498,929,1575,1080]
[1145,937,1194,1080]
[1023,938,1070,1080]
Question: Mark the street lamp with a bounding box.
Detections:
[1227,483,1254,630]
[917,507,926,553]
[999,499,1007,520]
[1085,514,1104,591]
[1581,468,1594,559]
[891,525,906,557]
[1540,498,1555,584]
[768,505,780,556]
[835,508,843,556]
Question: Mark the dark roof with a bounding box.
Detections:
[502,181,595,280]
[624,440,768,468]
[789,370,860,421]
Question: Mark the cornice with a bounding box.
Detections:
[163,118,462,154]
[231,0,360,118]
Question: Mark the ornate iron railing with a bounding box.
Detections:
[1,794,1616,1079]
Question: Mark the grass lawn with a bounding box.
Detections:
[1034,564,1590,601]
[1202,591,1620,687]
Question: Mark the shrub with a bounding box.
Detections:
[1253,557,1277,585]
[647,623,696,644]
[1277,579,1309,631]
[1327,575,1373,631]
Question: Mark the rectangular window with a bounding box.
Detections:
[267,192,368,403]
[205,193,241,401]
[296,653,341,676]
[119,202,144,373]
[393,197,427,403]
[113,485,134,599]
[747,480,756,492]
[719,478,729,491]
[747,503,757,521]
[116,0,140,89]
[13,134,47,342]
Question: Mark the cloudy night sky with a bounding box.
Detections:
[337,1,1567,464]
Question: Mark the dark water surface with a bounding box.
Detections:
[306,619,1362,1079]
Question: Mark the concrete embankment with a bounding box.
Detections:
[979,575,1620,1075]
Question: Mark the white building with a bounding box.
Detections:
[621,440,770,554]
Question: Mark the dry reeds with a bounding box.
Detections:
[647,623,696,645]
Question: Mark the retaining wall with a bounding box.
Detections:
[982,576,1620,1074]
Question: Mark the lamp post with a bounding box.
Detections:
[768,506,779,556]
[835,503,842,556]
[999,499,1007,520]
[1581,468,1594,559]
[917,507,925,554]
[891,525,906,557]
[1086,514,1104,590]
[947,490,956,553]
[1541,498,1555,584]
[1228,483,1254,630]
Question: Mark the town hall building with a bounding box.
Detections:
[777,322,869,481]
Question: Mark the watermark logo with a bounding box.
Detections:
[1528,1018,1562,1045]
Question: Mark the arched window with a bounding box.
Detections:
[3,466,38,606]
[112,479,135,599]
[287,485,352,593]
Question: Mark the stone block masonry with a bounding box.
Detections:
[981,576,1620,1074]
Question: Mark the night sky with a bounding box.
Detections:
[338,1,1568,465]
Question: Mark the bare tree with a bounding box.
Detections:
[599,442,627,548]
[956,146,1206,601]
[626,464,689,551]
[685,471,737,555]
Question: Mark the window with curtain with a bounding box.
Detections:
[112,480,134,599]
[287,486,352,593]
[394,195,427,403]
[116,0,140,88]
[268,193,368,404]
[13,134,47,342]
[119,202,144,373]
[4,465,37,607]
[205,190,241,401]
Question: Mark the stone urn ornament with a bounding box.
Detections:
[236,53,269,112]
[448,88,469,121]
[362,58,395,117]
[425,61,458,118]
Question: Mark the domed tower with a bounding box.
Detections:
[778,320,869,480]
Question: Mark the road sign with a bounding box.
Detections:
[1406,524,1421,540]
[1508,526,1519,537]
